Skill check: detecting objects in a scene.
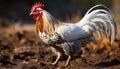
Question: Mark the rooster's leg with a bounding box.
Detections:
[63,49,71,66]
[51,52,61,65]
[64,55,71,66]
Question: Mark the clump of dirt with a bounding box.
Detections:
[0,23,120,69]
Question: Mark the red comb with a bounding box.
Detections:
[31,2,44,12]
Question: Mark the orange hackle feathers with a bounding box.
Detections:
[36,19,44,33]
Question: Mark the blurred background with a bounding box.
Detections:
[0,0,120,23]
[0,0,120,69]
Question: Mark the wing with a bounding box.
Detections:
[76,4,117,45]
[56,24,89,41]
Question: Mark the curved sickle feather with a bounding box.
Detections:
[77,4,117,45]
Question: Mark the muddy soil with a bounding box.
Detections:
[0,23,120,69]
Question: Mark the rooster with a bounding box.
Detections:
[30,2,117,66]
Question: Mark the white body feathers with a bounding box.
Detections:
[56,24,88,41]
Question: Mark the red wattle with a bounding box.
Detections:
[33,13,42,21]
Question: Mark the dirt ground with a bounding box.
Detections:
[0,22,120,69]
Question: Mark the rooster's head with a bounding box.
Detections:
[30,2,44,21]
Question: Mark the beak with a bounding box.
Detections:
[29,12,33,15]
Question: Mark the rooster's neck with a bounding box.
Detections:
[36,10,61,35]
[36,18,44,33]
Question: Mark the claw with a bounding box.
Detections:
[51,62,57,66]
